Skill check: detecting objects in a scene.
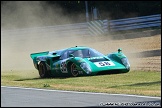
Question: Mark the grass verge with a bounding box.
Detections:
[1,70,161,97]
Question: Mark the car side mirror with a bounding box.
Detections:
[118,48,122,53]
[69,54,75,58]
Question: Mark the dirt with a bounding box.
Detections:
[84,34,161,72]
[1,32,161,72]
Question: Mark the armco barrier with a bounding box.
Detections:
[1,22,89,37]
[2,14,161,36]
[109,14,161,32]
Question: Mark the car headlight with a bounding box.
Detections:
[121,58,130,70]
[80,62,91,74]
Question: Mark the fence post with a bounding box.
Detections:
[102,19,108,34]
[88,20,105,36]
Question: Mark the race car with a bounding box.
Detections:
[30,46,130,78]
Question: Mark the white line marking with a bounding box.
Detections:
[1,86,161,99]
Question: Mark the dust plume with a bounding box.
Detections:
[1,1,87,71]
[1,1,112,72]
[1,1,160,73]
[1,1,76,30]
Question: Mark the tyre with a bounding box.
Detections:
[70,63,79,77]
[38,62,49,78]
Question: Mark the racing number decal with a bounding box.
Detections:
[60,61,67,73]
[94,61,115,67]
[99,62,110,66]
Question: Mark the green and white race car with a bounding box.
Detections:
[30,46,130,78]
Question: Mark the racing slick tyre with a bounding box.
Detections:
[38,62,49,78]
[70,63,79,77]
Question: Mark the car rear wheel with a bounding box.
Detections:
[38,62,48,78]
[70,63,79,77]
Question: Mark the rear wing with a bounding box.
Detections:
[30,51,49,60]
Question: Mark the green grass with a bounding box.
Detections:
[1,70,161,97]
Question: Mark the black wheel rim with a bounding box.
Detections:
[71,63,79,77]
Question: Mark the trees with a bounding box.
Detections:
[1,1,161,29]
[45,1,161,19]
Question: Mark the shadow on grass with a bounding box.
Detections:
[14,70,129,81]
[127,81,161,86]
[97,70,128,75]
[14,77,68,81]
[110,81,161,88]
[14,75,97,81]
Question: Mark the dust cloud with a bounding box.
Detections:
[1,1,109,71]
[1,1,86,71]
[1,1,78,30]
[1,1,160,73]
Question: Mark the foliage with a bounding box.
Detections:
[1,1,161,20]
[45,1,161,19]
[1,1,161,29]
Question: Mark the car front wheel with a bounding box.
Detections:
[70,63,79,77]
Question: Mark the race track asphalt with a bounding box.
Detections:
[1,86,161,107]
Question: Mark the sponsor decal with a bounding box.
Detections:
[87,57,103,60]
[53,63,59,70]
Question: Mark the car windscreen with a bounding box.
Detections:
[68,48,104,58]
